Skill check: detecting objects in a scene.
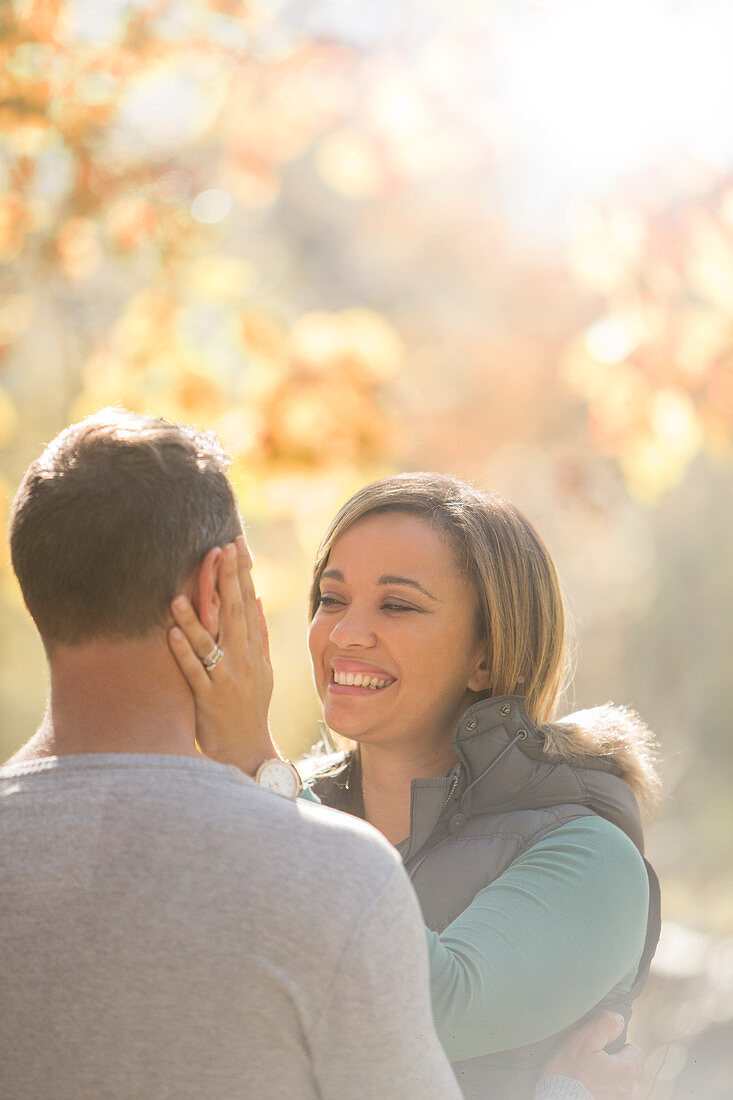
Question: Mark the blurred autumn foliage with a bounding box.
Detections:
[0,0,398,464]
[1,2,733,1095]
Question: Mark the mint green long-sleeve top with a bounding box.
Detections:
[424,815,649,1062]
[303,786,648,1064]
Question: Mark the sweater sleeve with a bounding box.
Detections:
[425,816,649,1062]
[534,1077,592,1100]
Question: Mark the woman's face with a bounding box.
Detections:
[307,511,488,754]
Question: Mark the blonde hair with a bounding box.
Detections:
[309,472,660,813]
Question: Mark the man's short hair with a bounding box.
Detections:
[9,408,241,646]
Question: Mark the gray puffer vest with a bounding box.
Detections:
[309,694,661,1100]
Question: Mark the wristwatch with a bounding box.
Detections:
[254,757,303,798]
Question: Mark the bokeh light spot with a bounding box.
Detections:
[191,189,234,225]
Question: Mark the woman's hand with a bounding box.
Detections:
[540,1010,644,1099]
[168,535,277,776]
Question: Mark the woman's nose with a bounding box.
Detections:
[329,607,376,648]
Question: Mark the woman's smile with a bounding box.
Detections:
[329,658,397,693]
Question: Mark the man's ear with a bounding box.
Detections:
[191,546,224,639]
[467,650,492,694]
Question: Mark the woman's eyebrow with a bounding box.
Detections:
[379,575,439,601]
[321,568,344,581]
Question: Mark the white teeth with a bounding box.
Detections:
[332,670,391,689]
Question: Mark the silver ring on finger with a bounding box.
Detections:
[201,643,224,672]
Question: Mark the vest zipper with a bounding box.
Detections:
[407,734,526,880]
[406,773,461,881]
[442,773,460,809]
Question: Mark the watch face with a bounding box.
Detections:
[258,759,301,797]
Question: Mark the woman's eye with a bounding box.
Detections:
[382,602,417,613]
[318,594,345,609]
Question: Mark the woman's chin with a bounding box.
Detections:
[322,705,372,745]
[321,682,400,745]
[322,710,361,743]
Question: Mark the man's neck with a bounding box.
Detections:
[7,634,200,765]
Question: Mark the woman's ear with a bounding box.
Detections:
[191,546,224,639]
[467,650,492,693]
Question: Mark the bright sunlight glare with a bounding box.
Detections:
[496,0,733,224]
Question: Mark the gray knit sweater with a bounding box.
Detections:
[0,753,590,1100]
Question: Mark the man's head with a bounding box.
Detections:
[10,408,241,649]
